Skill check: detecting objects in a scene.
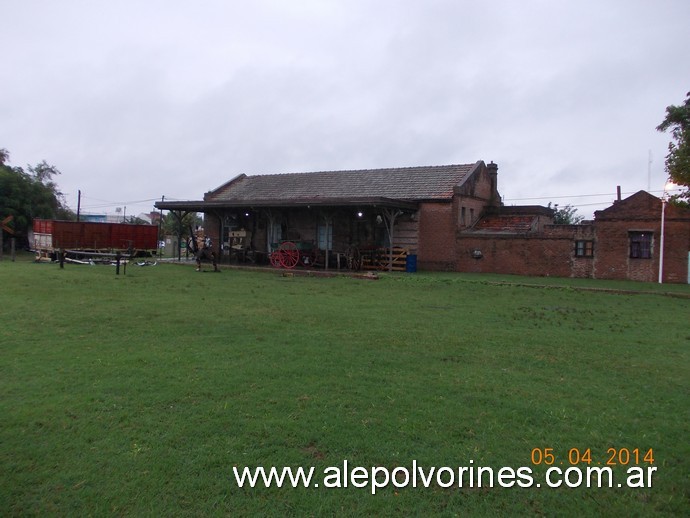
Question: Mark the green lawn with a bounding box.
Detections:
[1,261,688,516]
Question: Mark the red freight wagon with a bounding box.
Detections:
[33,219,158,260]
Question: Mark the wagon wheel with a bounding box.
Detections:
[346,245,361,271]
[269,251,282,268]
[278,241,300,269]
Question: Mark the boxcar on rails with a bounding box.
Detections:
[33,219,158,262]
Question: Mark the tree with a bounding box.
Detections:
[127,216,149,226]
[161,211,201,239]
[657,91,690,200]
[0,148,75,248]
[548,203,584,224]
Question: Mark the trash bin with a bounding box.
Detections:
[405,254,417,273]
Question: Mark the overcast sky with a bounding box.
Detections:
[2,0,689,219]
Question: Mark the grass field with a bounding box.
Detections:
[1,260,689,516]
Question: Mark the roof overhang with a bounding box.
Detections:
[156,197,419,212]
[155,200,209,212]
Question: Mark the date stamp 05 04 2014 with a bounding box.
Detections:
[530,447,654,467]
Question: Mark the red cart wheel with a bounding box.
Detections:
[279,241,300,269]
[269,251,282,268]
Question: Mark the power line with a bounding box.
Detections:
[504,187,683,203]
[505,192,624,201]
[80,195,160,205]
[75,194,162,213]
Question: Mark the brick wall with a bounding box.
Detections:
[592,217,690,283]
[662,219,690,283]
[594,193,661,282]
[454,162,501,230]
[593,192,690,283]
[592,220,654,282]
[418,202,456,270]
[455,195,690,283]
[456,234,579,277]
[544,224,596,279]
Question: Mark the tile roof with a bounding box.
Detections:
[471,214,536,233]
[207,163,479,203]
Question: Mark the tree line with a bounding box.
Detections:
[0,148,198,251]
[0,149,74,248]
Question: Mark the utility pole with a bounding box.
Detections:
[659,196,666,283]
[158,195,164,258]
[77,190,81,221]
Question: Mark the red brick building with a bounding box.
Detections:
[456,190,690,283]
[157,163,690,283]
[592,191,690,283]
[157,161,501,271]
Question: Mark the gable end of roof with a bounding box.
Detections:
[206,174,247,199]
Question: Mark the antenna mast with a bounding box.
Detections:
[647,150,652,191]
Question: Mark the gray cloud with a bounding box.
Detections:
[2,0,688,218]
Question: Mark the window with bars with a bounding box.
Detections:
[629,232,653,259]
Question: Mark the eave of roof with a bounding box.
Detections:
[155,197,419,211]
[155,200,209,212]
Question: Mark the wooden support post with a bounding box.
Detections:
[11,237,16,261]
[321,212,333,271]
[381,208,403,272]
[0,229,3,261]
[59,249,65,269]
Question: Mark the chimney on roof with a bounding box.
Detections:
[487,161,499,207]
[616,185,621,203]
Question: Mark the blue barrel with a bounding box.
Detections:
[405,254,417,273]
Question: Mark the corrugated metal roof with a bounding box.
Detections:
[207,163,478,203]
